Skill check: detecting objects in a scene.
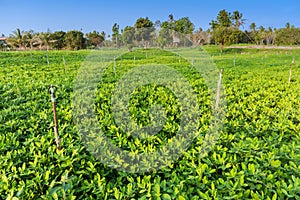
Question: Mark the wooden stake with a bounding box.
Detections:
[134,55,136,65]
[288,57,295,84]
[191,57,194,69]
[46,46,49,65]
[114,56,117,77]
[216,69,223,109]
[63,56,66,71]
[288,66,293,84]
[50,85,61,150]
[234,53,236,67]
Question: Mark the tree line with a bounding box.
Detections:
[1,10,300,51]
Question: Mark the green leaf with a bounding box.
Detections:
[248,163,255,174]
[49,186,62,196]
[16,186,24,197]
[162,193,171,200]
[152,183,161,197]
[177,195,186,200]
[271,160,281,168]
[211,182,215,191]
[272,193,277,200]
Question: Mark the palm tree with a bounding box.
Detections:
[250,22,256,32]
[23,30,39,56]
[258,26,266,45]
[7,28,25,49]
[39,32,51,50]
[266,27,275,45]
[23,30,37,50]
[169,14,174,22]
[232,11,246,29]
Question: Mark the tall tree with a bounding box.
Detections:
[250,22,256,32]
[215,9,232,27]
[38,31,51,50]
[168,14,175,29]
[134,17,155,48]
[160,15,194,47]
[50,31,65,50]
[174,17,195,34]
[265,27,275,45]
[211,10,243,51]
[231,11,245,29]
[275,24,300,45]
[247,22,256,44]
[86,30,105,48]
[135,17,154,29]
[100,31,106,40]
[193,28,211,45]
[64,30,85,50]
[7,28,25,49]
[258,26,266,45]
[122,26,135,51]
[111,23,121,47]
[157,28,173,48]
[23,30,37,50]
[169,14,174,22]
[161,15,194,34]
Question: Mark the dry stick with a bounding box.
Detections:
[63,56,66,71]
[288,57,295,84]
[114,56,117,77]
[216,69,223,109]
[233,53,236,67]
[46,46,49,65]
[134,55,136,65]
[191,57,194,69]
[288,66,293,84]
[50,85,61,150]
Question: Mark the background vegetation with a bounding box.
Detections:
[1,10,300,51]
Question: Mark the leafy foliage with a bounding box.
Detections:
[64,31,85,50]
[210,10,244,51]
[275,26,300,45]
[0,47,299,199]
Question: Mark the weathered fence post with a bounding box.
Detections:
[50,85,61,150]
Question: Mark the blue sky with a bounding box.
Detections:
[1,0,299,36]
